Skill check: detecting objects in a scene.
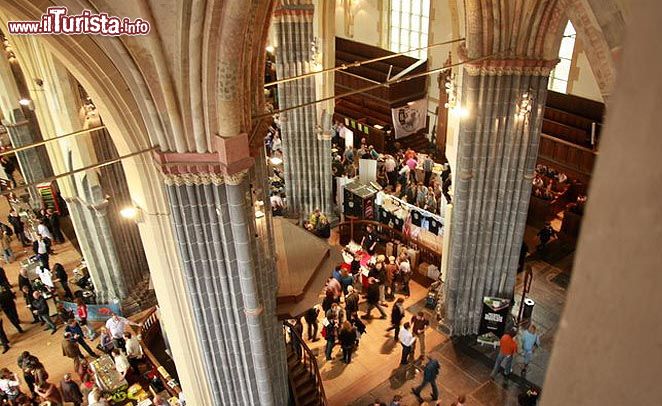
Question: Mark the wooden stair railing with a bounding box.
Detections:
[282,320,328,406]
[135,307,182,397]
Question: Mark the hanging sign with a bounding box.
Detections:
[391,98,427,139]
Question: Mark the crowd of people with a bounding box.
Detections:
[265,118,453,220]
[0,204,179,405]
[330,123,452,216]
[0,310,156,405]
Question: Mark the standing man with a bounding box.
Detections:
[422,155,434,187]
[61,332,84,363]
[0,284,23,333]
[32,234,51,269]
[412,356,441,402]
[384,155,397,189]
[520,324,541,375]
[490,330,518,379]
[46,209,65,244]
[31,291,57,334]
[536,222,557,252]
[0,319,10,353]
[386,297,405,341]
[303,306,319,342]
[361,225,379,255]
[398,322,416,365]
[324,315,338,361]
[60,373,84,406]
[411,312,430,359]
[362,278,387,319]
[65,319,97,357]
[344,286,359,317]
[7,210,30,247]
[105,312,141,350]
[290,318,304,359]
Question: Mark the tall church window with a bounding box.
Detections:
[389,0,430,60]
[548,21,577,93]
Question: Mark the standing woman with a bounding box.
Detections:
[75,297,95,339]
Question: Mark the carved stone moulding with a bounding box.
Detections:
[465,58,558,77]
[154,133,253,186]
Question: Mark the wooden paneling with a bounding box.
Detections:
[334,37,428,136]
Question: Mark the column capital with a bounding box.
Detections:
[154,133,254,182]
[464,57,558,77]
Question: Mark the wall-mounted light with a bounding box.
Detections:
[120,206,143,222]
[450,106,469,118]
[266,45,275,54]
[269,156,283,166]
[18,98,31,106]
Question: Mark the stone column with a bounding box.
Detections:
[273,0,333,220]
[444,60,554,335]
[4,109,54,201]
[64,193,128,303]
[155,143,288,405]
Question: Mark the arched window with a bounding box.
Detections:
[548,21,577,93]
[389,0,430,60]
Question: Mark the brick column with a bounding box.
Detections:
[444,60,555,335]
[154,135,288,405]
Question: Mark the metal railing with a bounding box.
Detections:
[282,320,328,406]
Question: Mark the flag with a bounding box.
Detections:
[392,98,427,139]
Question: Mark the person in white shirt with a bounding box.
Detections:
[398,258,412,297]
[398,322,416,365]
[37,220,53,240]
[112,349,131,379]
[124,332,144,369]
[105,313,141,350]
[0,368,21,401]
[88,386,110,406]
[37,267,55,289]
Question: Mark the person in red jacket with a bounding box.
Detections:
[490,330,518,378]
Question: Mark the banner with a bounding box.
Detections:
[61,301,123,321]
[391,98,427,139]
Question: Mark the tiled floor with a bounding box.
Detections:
[315,225,573,405]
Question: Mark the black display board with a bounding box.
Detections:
[478,297,511,338]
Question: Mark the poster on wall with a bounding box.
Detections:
[391,98,427,139]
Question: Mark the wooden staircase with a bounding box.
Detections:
[283,321,327,406]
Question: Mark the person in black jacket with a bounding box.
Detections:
[386,297,405,340]
[361,278,387,319]
[32,235,51,269]
[344,286,359,316]
[290,317,304,359]
[8,210,30,246]
[53,263,73,300]
[338,321,357,364]
[303,306,319,342]
[0,285,23,333]
[31,291,56,333]
[0,267,11,291]
[20,285,40,323]
[46,209,65,244]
